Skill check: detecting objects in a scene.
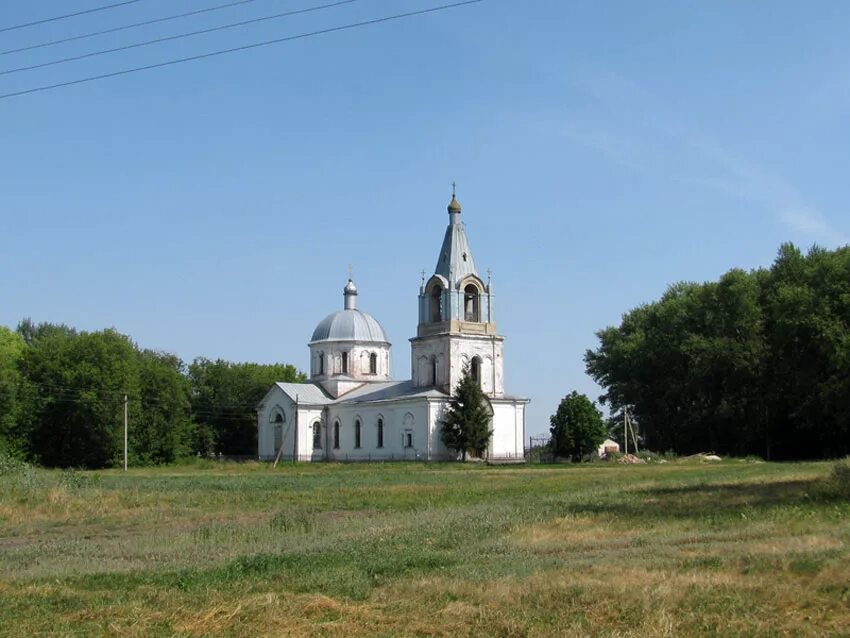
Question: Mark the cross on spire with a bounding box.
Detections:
[452,181,456,197]
[348,263,353,279]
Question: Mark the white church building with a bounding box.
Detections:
[257,192,528,462]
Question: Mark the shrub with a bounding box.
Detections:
[826,459,850,500]
[0,451,42,491]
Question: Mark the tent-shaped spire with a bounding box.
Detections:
[434,190,477,286]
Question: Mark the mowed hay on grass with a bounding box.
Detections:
[0,460,848,636]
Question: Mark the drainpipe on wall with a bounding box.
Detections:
[292,394,299,462]
[323,405,330,462]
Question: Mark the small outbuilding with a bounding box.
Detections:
[597,438,620,458]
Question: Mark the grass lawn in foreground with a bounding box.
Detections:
[0,460,848,636]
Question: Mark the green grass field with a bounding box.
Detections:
[1,459,848,637]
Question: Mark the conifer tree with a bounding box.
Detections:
[441,367,493,461]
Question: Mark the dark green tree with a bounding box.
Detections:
[188,358,305,455]
[440,368,493,461]
[0,326,25,456]
[585,243,850,459]
[549,391,607,461]
[134,350,192,464]
[21,327,139,468]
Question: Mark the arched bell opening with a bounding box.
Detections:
[464,284,480,322]
[429,284,443,323]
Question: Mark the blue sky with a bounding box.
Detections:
[1,0,848,438]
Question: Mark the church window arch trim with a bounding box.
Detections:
[470,356,482,386]
[376,414,385,448]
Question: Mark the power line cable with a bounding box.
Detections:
[0,0,148,34]
[0,0,361,77]
[0,0,268,57]
[23,380,268,410]
[0,0,484,101]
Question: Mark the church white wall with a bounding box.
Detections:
[411,334,504,397]
[309,342,391,381]
[259,389,526,462]
[257,387,296,460]
[490,401,526,459]
[411,338,449,388]
[324,400,431,461]
[427,400,456,460]
[451,335,504,397]
[298,407,326,462]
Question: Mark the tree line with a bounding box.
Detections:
[0,320,304,468]
[585,243,850,460]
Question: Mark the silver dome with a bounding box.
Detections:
[310,309,389,344]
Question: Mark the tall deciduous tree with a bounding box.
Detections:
[188,358,305,455]
[0,326,25,456]
[585,243,850,459]
[550,391,607,461]
[135,350,192,464]
[22,328,139,468]
[441,368,493,461]
[1,319,307,467]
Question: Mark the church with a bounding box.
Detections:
[256,192,528,462]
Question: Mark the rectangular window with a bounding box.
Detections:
[342,352,348,374]
[377,419,384,448]
[273,425,282,451]
[404,431,413,448]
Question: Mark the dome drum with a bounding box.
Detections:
[308,278,392,388]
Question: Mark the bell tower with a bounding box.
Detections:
[410,190,505,397]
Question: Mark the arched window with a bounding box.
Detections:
[430,284,443,323]
[333,420,340,449]
[341,352,349,375]
[377,417,384,448]
[354,419,361,448]
[471,356,481,386]
[312,422,321,449]
[430,356,437,386]
[318,352,324,375]
[464,284,480,322]
[369,352,378,374]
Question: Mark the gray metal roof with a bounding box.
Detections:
[337,380,448,403]
[435,209,478,286]
[273,380,446,406]
[309,308,389,344]
[275,382,333,405]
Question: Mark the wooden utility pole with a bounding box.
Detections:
[628,409,638,453]
[123,394,128,472]
[624,409,628,455]
[623,408,638,455]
